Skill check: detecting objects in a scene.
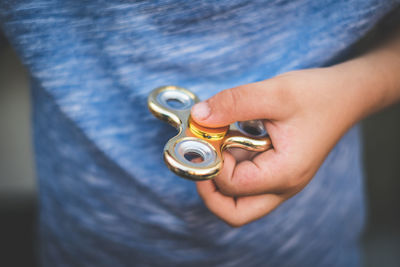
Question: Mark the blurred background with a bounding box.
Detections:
[1,12,400,266]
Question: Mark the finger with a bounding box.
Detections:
[196,180,236,213]
[196,180,283,227]
[234,193,283,225]
[213,151,236,193]
[214,148,292,197]
[211,151,236,196]
[190,80,288,127]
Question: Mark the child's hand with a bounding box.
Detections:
[191,52,400,226]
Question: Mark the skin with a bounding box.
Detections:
[190,26,400,227]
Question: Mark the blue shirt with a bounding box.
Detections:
[1,1,399,266]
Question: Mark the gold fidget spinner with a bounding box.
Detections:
[148,86,272,181]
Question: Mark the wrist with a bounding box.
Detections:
[331,51,400,126]
[337,32,400,122]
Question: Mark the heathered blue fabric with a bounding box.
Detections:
[1,1,400,266]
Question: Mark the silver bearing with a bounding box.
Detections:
[157,89,194,110]
[235,120,267,138]
[174,139,216,167]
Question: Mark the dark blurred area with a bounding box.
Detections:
[357,6,400,267]
[0,11,400,266]
[0,31,37,267]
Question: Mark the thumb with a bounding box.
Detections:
[191,80,283,127]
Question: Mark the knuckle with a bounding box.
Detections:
[274,70,302,86]
[283,176,301,192]
[281,165,310,193]
[224,215,247,228]
[215,179,238,197]
[234,171,254,192]
[232,162,259,193]
[216,88,241,114]
[227,221,245,228]
[269,73,301,115]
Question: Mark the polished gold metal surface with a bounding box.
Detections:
[188,118,228,140]
[148,85,272,181]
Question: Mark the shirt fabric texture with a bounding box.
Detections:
[1,1,399,266]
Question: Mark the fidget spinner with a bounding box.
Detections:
[148,86,272,181]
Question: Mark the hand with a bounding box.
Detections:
[191,59,397,227]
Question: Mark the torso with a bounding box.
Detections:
[1,1,398,266]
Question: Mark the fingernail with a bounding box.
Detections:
[191,102,211,120]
